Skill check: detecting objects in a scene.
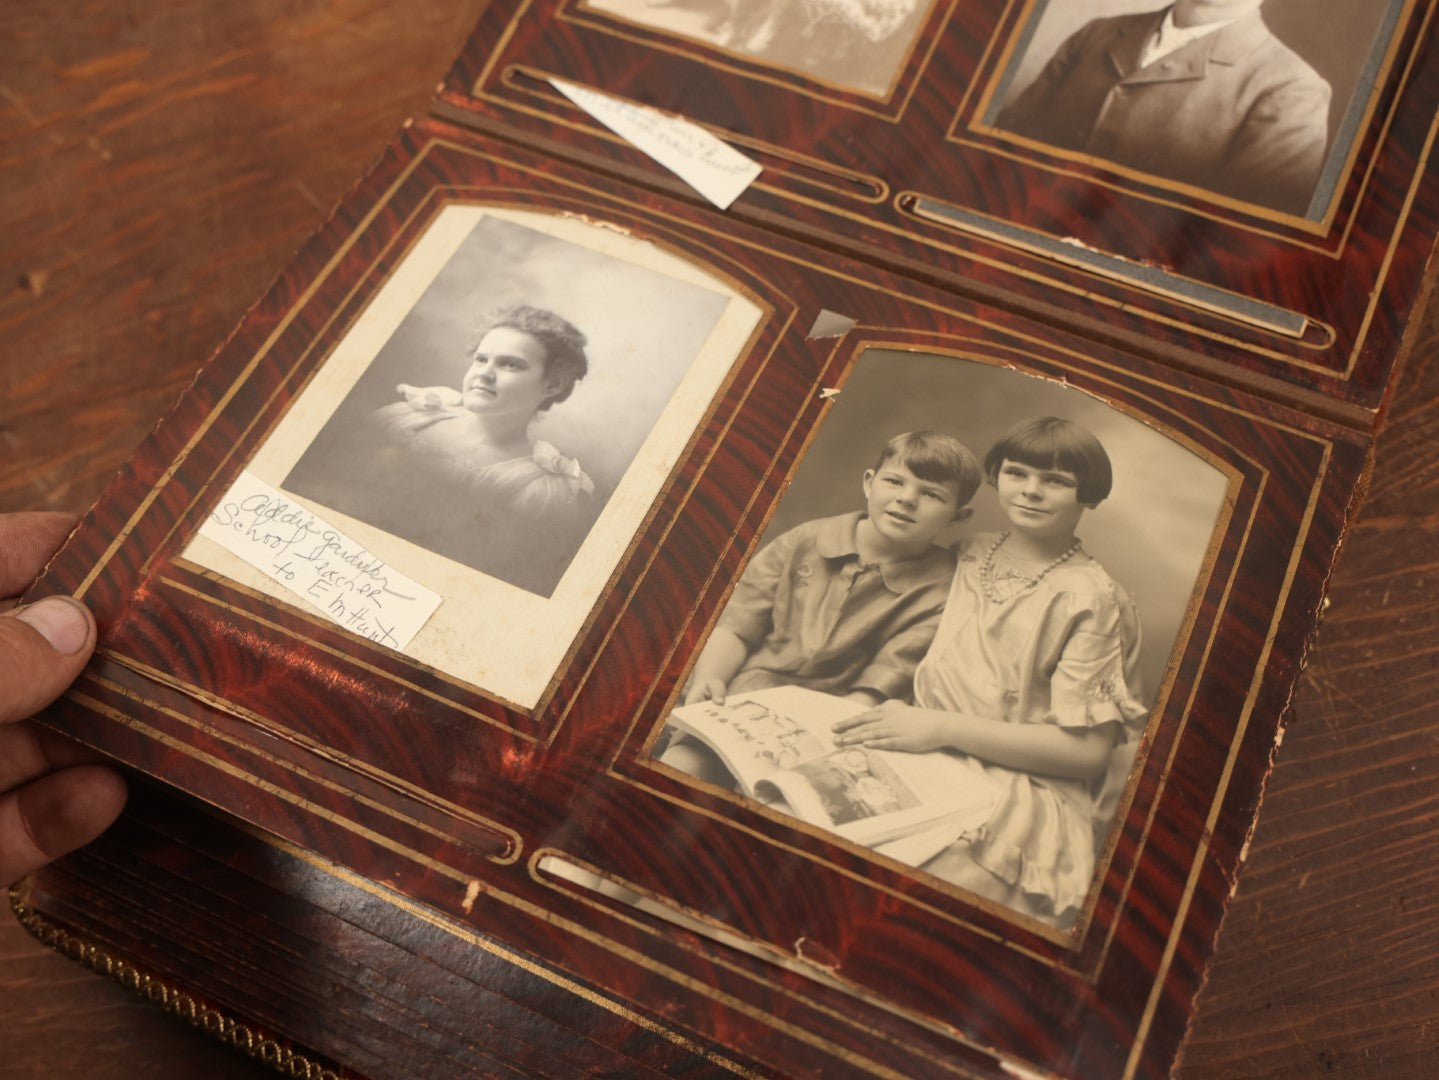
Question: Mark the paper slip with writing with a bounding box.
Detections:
[199,471,441,651]
[550,78,761,210]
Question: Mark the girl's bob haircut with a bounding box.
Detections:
[983,416,1113,506]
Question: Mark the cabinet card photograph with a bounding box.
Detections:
[654,349,1230,931]
[984,0,1409,218]
[581,0,933,98]
[184,206,762,709]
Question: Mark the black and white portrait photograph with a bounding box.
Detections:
[282,213,733,598]
[185,206,762,709]
[985,0,1407,217]
[654,349,1229,931]
[582,0,933,98]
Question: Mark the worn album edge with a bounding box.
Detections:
[8,881,344,1080]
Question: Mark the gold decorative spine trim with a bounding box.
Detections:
[8,883,340,1080]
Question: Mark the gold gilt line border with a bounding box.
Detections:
[71,686,519,875]
[95,651,522,857]
[471,77,1349,368]
[9,883,342,1080]
[143,574,538,736]
[1123,444,1333,1079]
[80,171,780,782]
[53,132,1357,1077]
[467,0,1439,380]
[959,0,1427,243]
[147,187,776,727]
[526,849,1012,1078]
[268,834,978,1080]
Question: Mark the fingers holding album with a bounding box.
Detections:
[0,596,97,724]
[0,601,126,884]
[0,764,127,885]
[0,510,127,884]
[0,508,99,722]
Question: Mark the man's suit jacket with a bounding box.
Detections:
[997,7,1331,215]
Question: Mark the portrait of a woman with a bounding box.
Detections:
[280,207,748,617]
[341,305,598,596]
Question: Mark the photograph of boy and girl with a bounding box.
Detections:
[657,351,1228,930]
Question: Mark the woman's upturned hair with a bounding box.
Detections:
[873,431,984,507]
[476,305,589,409]
[983,416,1113,505]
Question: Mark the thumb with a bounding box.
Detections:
[0,596,96,724]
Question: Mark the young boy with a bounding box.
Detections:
[661,431,982,784]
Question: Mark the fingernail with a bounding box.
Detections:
[16,596,92,655]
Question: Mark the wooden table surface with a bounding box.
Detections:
[3,3,1438,1076]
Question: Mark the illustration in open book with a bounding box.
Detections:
[665,685,1001,865]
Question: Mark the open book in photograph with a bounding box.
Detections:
[666,685,1002,860]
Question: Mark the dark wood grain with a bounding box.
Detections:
[1176,309,1439,1078]
[2,2,1437,1079]
[0,1,486,1076]
[0,0,490,518]
[0,909,276,1080]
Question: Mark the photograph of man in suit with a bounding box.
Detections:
[994,0,1331,215]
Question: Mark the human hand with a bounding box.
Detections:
[832,700,957,753]
[683,676,729,706]
[1,512,126,886]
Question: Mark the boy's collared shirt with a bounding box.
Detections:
[719,511,957,701]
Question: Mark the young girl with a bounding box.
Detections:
[832,417,1146,930]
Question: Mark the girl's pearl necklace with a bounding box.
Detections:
[979,531,1082,603]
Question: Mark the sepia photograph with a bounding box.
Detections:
[654,348,1231,931]
[582,0,933,98]
[985,0,1407,217]
[281,214,733,598]
[184,205,762,709]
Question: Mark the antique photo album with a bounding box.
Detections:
[21,1,1439,1077]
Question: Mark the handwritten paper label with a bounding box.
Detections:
[550,78,761,210]
[199,472,441,650]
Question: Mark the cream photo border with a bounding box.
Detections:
[183,204,764,709]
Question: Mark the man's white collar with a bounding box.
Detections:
[1141,7,1243,68]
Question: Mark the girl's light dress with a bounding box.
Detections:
[912,533,1146,926]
